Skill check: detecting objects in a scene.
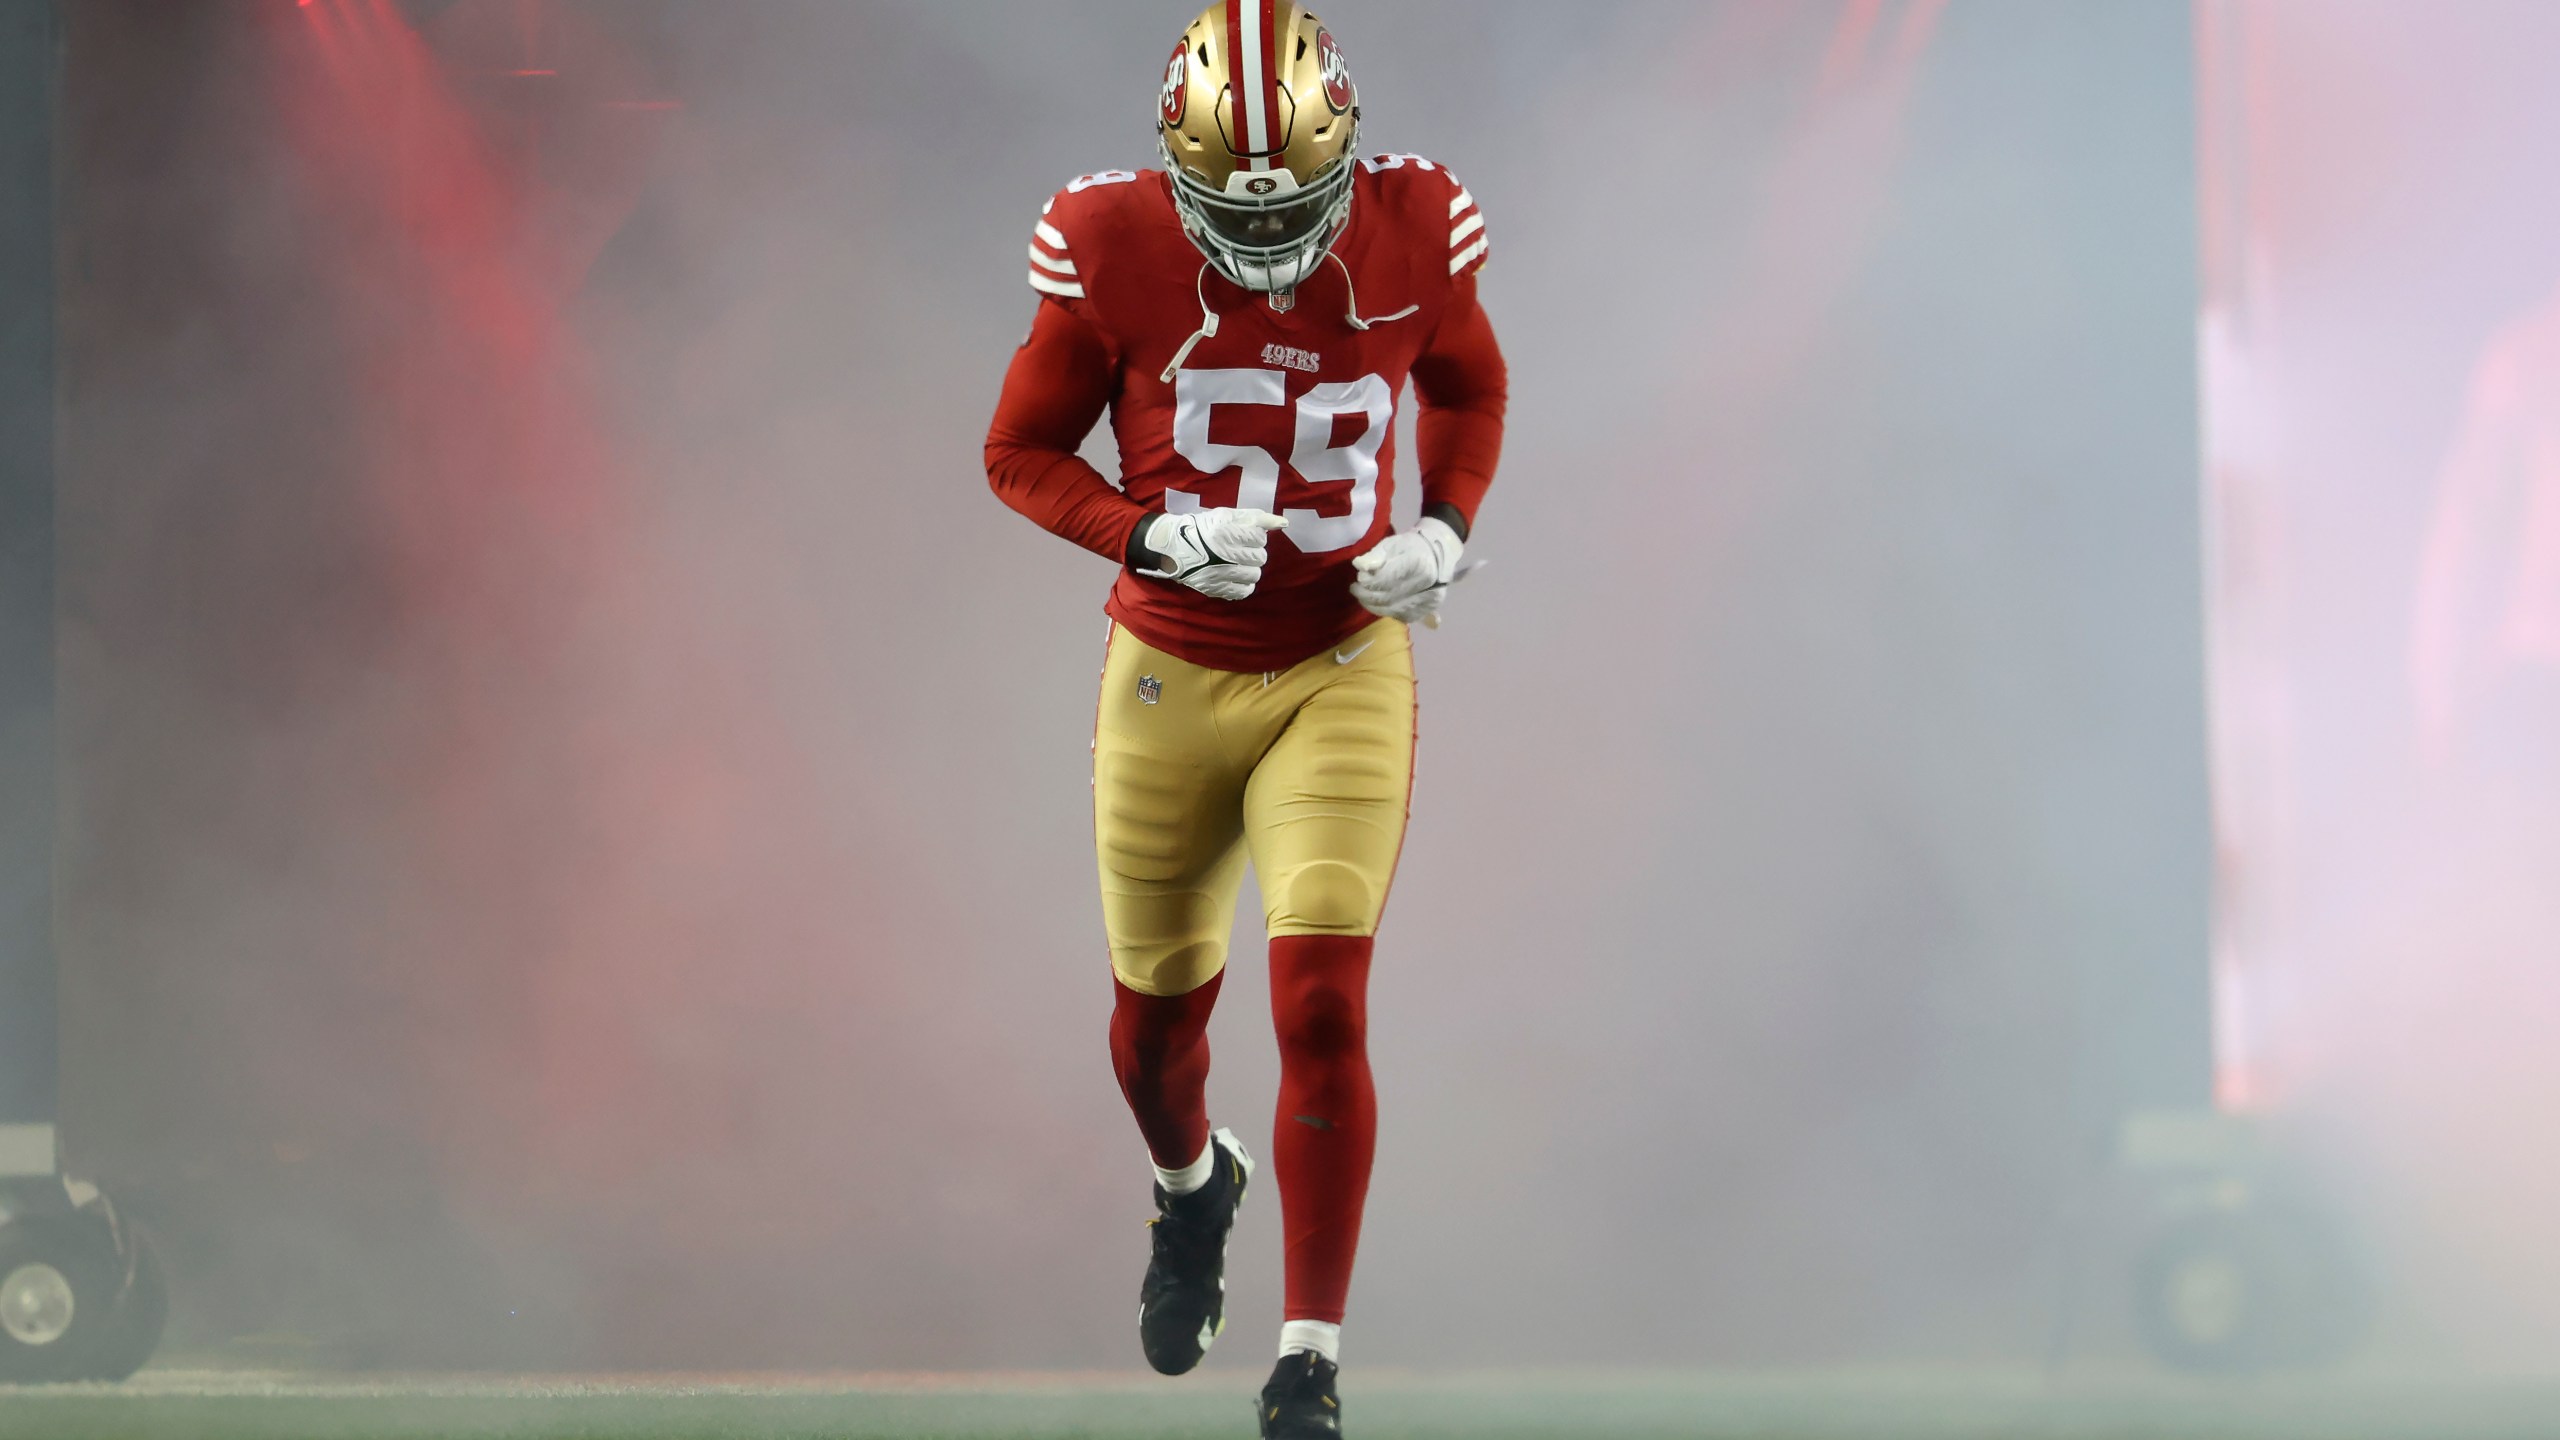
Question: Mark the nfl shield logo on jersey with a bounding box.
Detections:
[1138,674,1162,705]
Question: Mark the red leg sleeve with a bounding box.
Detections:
[1110,970,1223,1170]
[1269,934,1378,1325]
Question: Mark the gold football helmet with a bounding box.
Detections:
[1157,1,1360,294]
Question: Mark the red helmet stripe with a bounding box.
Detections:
[1224,0,1248,166]
[1227,0,1278,170]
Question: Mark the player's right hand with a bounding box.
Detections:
[1134,508,1288,601]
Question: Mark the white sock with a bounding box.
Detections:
[1154,1135,1215,1196]
[1279,1320,1341,1364]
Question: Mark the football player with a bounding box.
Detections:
[983,4,1503,1434]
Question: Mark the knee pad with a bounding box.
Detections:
[1114,938,1228,998]
[1271,859,1376,934]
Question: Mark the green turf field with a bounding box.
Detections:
[6,1370,2560,1440]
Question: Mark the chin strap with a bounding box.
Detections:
[1160,251,1423,384]
[1160,264,1222,383]
[1327,249,1418,331]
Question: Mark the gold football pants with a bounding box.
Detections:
[1094,616,1416,997]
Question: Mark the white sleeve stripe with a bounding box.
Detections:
[1449,212,1485,247]
[1028,243,1079,275]
[1449,236,1489,275]
[1448,188,1473,218]
[1034,220,1070,251]
[1027,269,1087,298]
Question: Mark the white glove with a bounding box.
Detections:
[1136,508,1289,601]
[1350,516,1463,623]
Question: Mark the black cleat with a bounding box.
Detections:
[1257,1349,1343,1438]
[1138,1126,1253,1376]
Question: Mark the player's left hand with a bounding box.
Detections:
[1350,516,1464,625]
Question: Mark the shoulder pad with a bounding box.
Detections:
[1024,169,1146,301]
[1361,154,1488,279]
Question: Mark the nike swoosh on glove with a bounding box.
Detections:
[1137,508,1289,601]
[1350,515,1463,623]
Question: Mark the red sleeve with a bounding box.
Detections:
[1410,270,1506,530]
[984,297,1151,563]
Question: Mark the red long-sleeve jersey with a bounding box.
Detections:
[985,158,1506,673]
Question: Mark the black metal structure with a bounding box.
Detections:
[0,0,62,1172]
[0,0,164,1383]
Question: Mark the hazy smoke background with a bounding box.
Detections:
[2199,0,2560,1373]
[81,0,2545,1379]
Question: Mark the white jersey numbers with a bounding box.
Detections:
[1171,368,1289,514]
[1169,368,1392,556]
[1285,376,1393,552]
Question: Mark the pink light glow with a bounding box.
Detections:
[2196,0,2560,1364]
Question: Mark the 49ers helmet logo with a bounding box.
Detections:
[1317,27,1353,113]
[1161,41,1188,125]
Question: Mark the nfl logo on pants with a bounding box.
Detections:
[1137,674,1162,705]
